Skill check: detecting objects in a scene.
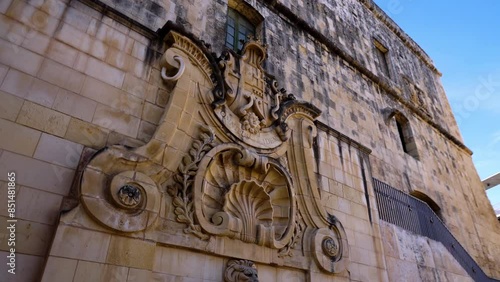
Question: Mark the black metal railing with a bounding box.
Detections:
[373,178,499,282]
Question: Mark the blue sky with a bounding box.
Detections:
[373,0,500,211]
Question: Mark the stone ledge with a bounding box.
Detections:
[77,0,157,39]
[357,0,441,76]
[316,120,372,155]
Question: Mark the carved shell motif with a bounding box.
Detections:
[194,144,295,248]
[217,180,273,243]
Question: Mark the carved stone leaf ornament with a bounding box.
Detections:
[167,126,216,240]
[278,212,305,257]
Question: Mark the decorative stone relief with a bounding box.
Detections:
[80,152,163,232]
[161,55,185,82]
[322,236,339,257]
[285,117,350,273]
[312,226,347,273]
[76,31,207,233]
[224,259,259,282]
[116,184,142,207]
[73,29,349,275]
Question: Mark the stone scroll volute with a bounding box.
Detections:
[77,30,216,234]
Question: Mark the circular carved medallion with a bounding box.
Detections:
[322,237,339,257]
[117,184,142,208]
[312,227,348,273]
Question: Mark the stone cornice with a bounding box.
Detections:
[78,0,157,39]
[315,121,372,155]
[358,0,442,76]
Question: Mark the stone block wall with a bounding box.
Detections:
[0,0,499,281]
[380,221,473,282]
[0,0,167,280]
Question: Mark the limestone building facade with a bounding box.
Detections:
[0,0,499,281]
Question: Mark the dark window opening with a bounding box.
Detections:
[393,113,419,160]
[225,8,255,52]
[374,40,390,77]
[396,120,407,153]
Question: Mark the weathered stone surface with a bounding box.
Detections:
[0,38,43,76]
[0,252,44,282]
[64,118,109,149]
[0,151,75,195]
[49,225,111,262]
[73,261,129,282]
[17,101,71,137]
[38,59,85,93]
[0,91,23,121]
[34,133,84,169]
[0,217,52,256]
[41,257,78,282]
[25,78,59,107]
[92,103,140,138]
[16,186,63,225]
[380,222,474,281]
[0,68,35,98]
[0,0,498,281]
[52,89,97,122]
[106,237,156,269]
[0,118,41,156]
[385,256,420,282]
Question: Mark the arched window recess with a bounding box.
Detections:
[410,190,442,219]
[225,0,264,52]
[383,108,420,160]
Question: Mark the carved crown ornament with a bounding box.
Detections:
[72,25,348,275]
[212,41,289,149]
